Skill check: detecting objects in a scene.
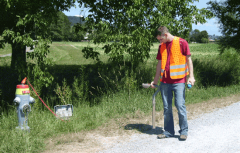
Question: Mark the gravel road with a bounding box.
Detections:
[99,102,240,153]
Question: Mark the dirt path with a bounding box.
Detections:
[0,47,34,57]
[42,94,240,153]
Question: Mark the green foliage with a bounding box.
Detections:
[219,50,240,84]
[25,38,54,110]
[0,42,12,55]
[72,75,89,103]
[69,24,86,41]
[201,38,209,43]
[1,83,240,152]
[1,42,240,152]
[200,30,208,40]
[51,66,89,106]
[82,47,100,61]
[49,14,87,42]
[190,29,200,42]
[0,0,76,109]
[190,29,209,43]
[0,0,76,94]
[50,12,86,41]
[54,79,73,105]
[193,49,240,87]
[78,0,213,65]
[0,81,2,115]
[67,16,85,26]
[122,67,138,97]
[208,0,240,53]
[53,69,89,106]
[50,12,72,41]
[26,39,54,85]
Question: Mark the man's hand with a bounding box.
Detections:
[151,60,161,88]
[187,77,195,86]
[151,81,157,88]
[186,56,195,86]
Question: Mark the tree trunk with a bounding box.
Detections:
[11,42,26,71]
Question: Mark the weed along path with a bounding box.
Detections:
[43,94,240,153]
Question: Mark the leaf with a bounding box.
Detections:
[82,47,100,61]
[74,0,213,64]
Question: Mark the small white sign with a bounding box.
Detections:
[54,105,73,120]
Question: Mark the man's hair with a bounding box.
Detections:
[154,26,169,37]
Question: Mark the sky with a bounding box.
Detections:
[63,0,222,36]
[192,0,222,36]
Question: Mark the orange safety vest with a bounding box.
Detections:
[160,37,189,81]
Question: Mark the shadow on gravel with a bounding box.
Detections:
[124,124,163,135]
[124,124,184,141]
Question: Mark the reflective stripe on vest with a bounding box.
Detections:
[160,37,189,81]
[160,69,164,79]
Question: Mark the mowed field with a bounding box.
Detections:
[43,42,219,65]
[0,41,219,65]
[47,42,109,65]
[46,42,220,65]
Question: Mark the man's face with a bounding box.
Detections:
[156,34,167,43]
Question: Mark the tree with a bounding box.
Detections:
[208,0,240,53]
[69,24,86,41]
[0,0,75,73]
[190,29,201,42]
[201,38,209,43]
[67,16,87,41]
[200,30,208,40]
[67,16,85,26]
[190,29,209,43]
[78,0,213,65]
[50,12,72,41]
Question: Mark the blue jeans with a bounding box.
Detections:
[160,83,188,137]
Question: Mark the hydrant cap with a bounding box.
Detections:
[16,84,30,95]
[16,85,29,88]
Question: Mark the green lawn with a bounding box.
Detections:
[0,43,12,56]
[47,42,109,65]
[1,41,220,63]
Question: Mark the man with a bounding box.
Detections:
[151,26,195,141]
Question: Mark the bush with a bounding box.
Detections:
[193,49,240,87]
[201,38,209,43]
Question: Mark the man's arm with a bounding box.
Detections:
[151,60,161,88]
[186,55,195,85]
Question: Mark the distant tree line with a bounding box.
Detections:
[49,12,87,41]
[68,16,85,26]
[51,12,214,44]
[189,29,209,43]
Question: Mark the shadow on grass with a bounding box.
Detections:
[46,61,154,106]
[193,57,240,88]
[124,124,163,135]
[0,61,154,111]
[1,54,240,112]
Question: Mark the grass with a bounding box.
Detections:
[47,42,110,65]
[0,43,12,56]
[1,41,240,152]
[1,84,240,152]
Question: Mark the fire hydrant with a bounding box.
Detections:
[13,77,35,131]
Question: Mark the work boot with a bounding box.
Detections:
[157,134,167,139]
[180,135,187,140]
